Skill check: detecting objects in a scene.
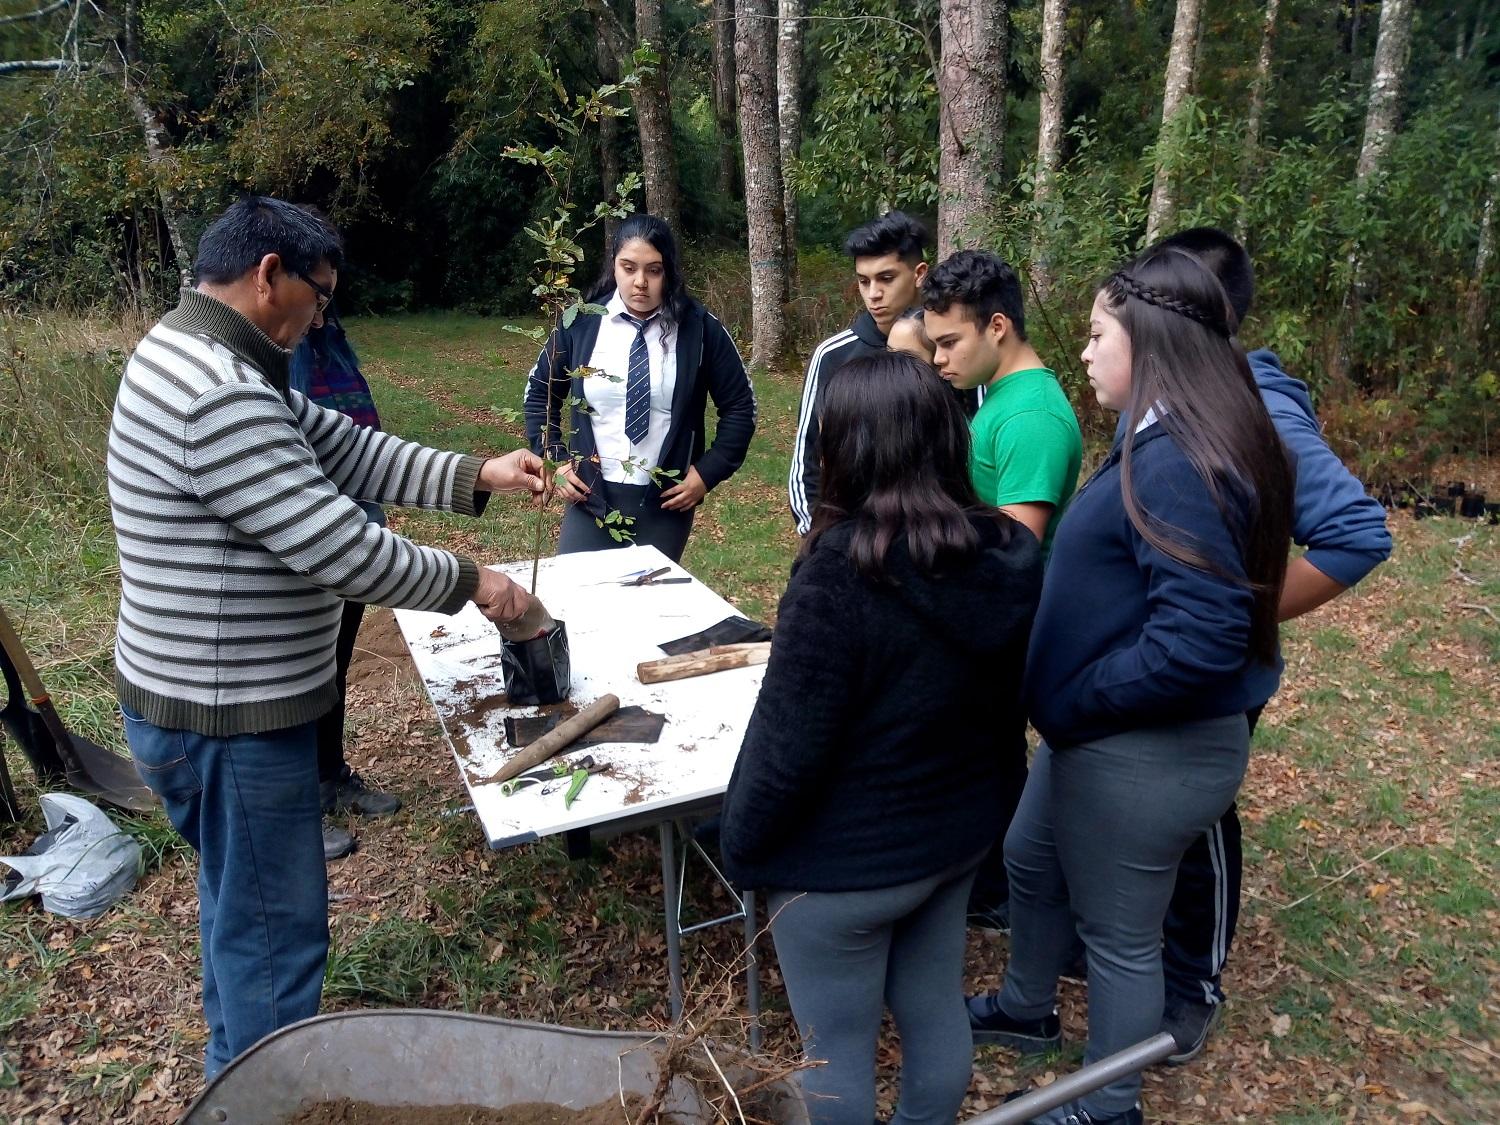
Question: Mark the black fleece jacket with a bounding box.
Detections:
[523,293,756,520]
[720,515,1042,893]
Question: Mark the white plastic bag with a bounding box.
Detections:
[0,793,141,918]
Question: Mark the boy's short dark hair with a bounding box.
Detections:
[843,211,931,264]
[922,250,1027,339]
[1153,227,1254,326]
[195,195,344,285]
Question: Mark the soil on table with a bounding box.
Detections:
[283,1095,643,1125]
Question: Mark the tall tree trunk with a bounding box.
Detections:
[634,0,682,234]
[1468,106,1500,336]
[1235,0,1280,243]
[116,1,190,286]
[126,87,192,286]
[1030,0,1069,303]
[936,0,1008,258]
[712,0,739,201]
[597,35,623,248]
[1145,0,1202,243]
[1339,0,1413,379]
[735,0,787,369]
[776,0,804,291]
[1354,0,1413,186]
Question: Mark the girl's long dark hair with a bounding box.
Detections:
[1102,245,1293,665]
[806,352,1011,578]
[585,213,691,330]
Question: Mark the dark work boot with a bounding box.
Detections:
[322,820,356,861]
[321,766,401,818]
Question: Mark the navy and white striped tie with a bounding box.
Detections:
[622,313,655,445]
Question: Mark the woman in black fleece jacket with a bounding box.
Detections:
[721,353,1041,1125]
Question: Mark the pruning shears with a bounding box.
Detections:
[499,755,609,807]
[619,566,691,587]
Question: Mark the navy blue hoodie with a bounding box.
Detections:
[1248,349,1391,587]
[1024,423,1270,749]
[1100,352,1393,717]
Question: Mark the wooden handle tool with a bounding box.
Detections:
[636,642,771,684]
[492,694,619,784]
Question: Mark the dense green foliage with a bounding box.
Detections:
[2,0,1498,469]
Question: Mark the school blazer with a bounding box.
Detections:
[523,293,756,520]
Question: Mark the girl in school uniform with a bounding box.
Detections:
[966,246,1294,1125]
[523,214,756,562]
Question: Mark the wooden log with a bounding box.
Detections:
[636,643,771,684]
[493,694,620,784]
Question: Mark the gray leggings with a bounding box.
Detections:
[1000,717,1248,1121]
[768,853,983,1125]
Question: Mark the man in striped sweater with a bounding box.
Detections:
[109,196,545,1078]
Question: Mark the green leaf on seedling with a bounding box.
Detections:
[502,323,547,342]
[562,306,578,329]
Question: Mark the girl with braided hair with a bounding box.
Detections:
[965,246,1293,1125]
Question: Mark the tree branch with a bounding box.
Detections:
[0,58,81,75]
[0,0,70,27]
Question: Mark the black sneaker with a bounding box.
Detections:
[966,992,1061,1052]
[322,820,356,861]
[1002,1091,1142,1125]
[1055,1104,1142,1125]
[967,898,1011,933]
[321,768,401,818]
[1161,998,1221,1065]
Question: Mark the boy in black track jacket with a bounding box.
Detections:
[788,212,930,534]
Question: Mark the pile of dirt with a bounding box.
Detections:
[284,1096,639,1125]
[346,607,422,690]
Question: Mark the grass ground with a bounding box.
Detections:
[0,311,1496,1124]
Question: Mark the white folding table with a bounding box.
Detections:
[393,545,768,1039]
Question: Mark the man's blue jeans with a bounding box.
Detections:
[121,706,327,1079]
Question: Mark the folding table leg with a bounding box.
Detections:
[659,819,685,1020]
[743,889,761,1052]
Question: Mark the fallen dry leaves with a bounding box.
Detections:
[1,514,1496,1124]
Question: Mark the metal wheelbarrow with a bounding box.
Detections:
[179,1010,810,1125]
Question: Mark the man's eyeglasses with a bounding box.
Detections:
[293,272,334,316]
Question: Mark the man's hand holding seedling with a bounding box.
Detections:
[473,567,530,624]
[479,449,548,499]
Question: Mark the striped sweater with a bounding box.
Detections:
[109,289,484,736]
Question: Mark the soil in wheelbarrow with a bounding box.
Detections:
[284,1094,645,1125]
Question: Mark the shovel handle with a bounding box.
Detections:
[0,607,87,778]
[0,607,49,703]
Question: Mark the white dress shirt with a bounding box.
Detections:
[584,291,679,485]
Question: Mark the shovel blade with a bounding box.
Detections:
[65,733,156,813]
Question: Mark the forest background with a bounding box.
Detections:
[2,4,1500,1121]
[2,0,1498,477]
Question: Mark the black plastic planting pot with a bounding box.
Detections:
[500,620,572,706]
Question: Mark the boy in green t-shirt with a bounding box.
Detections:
[921,249,1083,935]
[922,250,1082,557]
